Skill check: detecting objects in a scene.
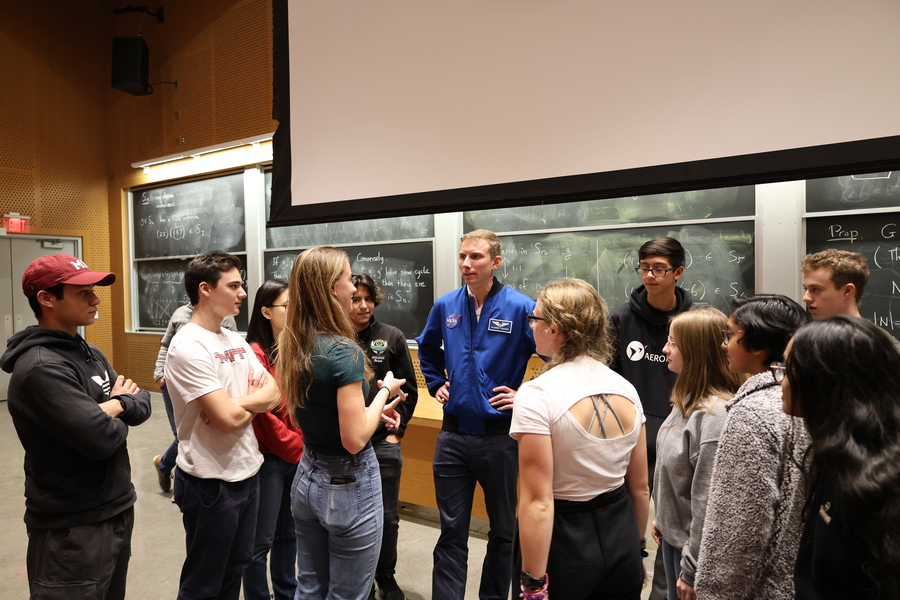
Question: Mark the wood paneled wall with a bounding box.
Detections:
[1,0,274,381]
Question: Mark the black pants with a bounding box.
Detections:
[374,439,403,578]
[432,431,518,600]
[174,469,259,600]
[26,506,134,600]
[517,486,643,600]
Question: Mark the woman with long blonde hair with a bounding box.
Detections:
[652,307,743,600]
[511,278,649,599]
[278,246,406,600]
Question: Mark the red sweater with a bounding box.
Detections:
[250,343,304,464]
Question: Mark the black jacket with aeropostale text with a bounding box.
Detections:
[609,284,693,463]
[1,326,151,529]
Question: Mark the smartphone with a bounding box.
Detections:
[330,474,356,485]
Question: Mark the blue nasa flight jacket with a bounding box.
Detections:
[416,278,536,435]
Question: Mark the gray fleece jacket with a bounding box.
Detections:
[694,371,809,600]
[653,396,728,586]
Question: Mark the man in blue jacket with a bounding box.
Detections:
[417,229,537,600]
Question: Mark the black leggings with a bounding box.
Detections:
[516,485,643,600]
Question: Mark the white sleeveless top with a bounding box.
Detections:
[510,355,644,501]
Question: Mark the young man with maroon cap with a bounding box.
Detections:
[1,254,151,600]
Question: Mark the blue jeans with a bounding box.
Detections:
[291,445,383,600]
[243,453,298,600]
[158,384,178,474]
[432,431,518,600]
[661,540,682,600]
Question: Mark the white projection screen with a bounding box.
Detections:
[276,0,900,225]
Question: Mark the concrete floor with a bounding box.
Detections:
[0,394,657,599]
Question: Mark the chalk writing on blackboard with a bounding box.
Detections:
[806,212,900,340]
[135,258,248,330]
[807,172,900,212]
[133,173,246,258]
[495,223,754,315]
[264,242,434,339]
[465,186,754,232]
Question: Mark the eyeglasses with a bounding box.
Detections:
[635,266,676,278]
[722,328,745,344]
[527,313,545,328]
[665,335,676,347]
[267,304,288,309]
[770,362,786,383]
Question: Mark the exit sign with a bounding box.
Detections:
[2,213,31,233]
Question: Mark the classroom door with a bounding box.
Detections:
[0,236,80,401]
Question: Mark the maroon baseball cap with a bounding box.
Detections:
[22,254,116,297]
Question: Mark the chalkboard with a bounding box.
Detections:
[132,173,246,258]
[807,171,900,212]
[264,242,434,339]
[806,212,900,340]
[465,186,755,232]
[135,258,249,330]
[495,222,755,315]
[264,170,434,247]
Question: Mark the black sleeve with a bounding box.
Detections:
[387,329,418,438]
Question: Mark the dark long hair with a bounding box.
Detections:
[246,279,288,363]
[786,317,900,596]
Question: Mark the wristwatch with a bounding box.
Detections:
[520,571,546,591]
[118,397,127,413]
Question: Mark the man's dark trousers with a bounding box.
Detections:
[432,430,518,600]
[174,469,260,600]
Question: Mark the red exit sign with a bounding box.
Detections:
[2,214,31,233]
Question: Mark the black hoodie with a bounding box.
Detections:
[609,285,693,458]
[1,326,151,529]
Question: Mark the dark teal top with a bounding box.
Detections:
[295,334,369,456]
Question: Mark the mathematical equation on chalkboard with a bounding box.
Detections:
[264,242,435,339]
[807,212,900,340]
[807,172,900,212]
[135,259,248,330]
[495,223,754,315]
[132,173,246,258]
[465,185,755,232]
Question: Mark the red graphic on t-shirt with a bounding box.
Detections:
[214,347,248,363]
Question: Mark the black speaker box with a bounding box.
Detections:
[112,36,150,96]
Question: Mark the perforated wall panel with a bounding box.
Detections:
[213,0,275,142]
[0,29,36,171]
[165,50,215,154]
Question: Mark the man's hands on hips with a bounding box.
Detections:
[489,386,516,411]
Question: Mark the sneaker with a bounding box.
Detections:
[153,455,171,493]
[375,575,405,600]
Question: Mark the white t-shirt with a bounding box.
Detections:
[165,322,264,481]
[510,355,645,501]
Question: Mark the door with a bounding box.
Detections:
[1,236,80,401]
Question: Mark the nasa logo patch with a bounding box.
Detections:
[445,313,461,329]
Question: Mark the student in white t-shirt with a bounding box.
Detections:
[164,252,280,600]
[511,278,650,600]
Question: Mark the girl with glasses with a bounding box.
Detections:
[694,294,810,600]
[241,279,304,600]
[511,278,649,600]
[781,317,900,600]
[654,307,743,600]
